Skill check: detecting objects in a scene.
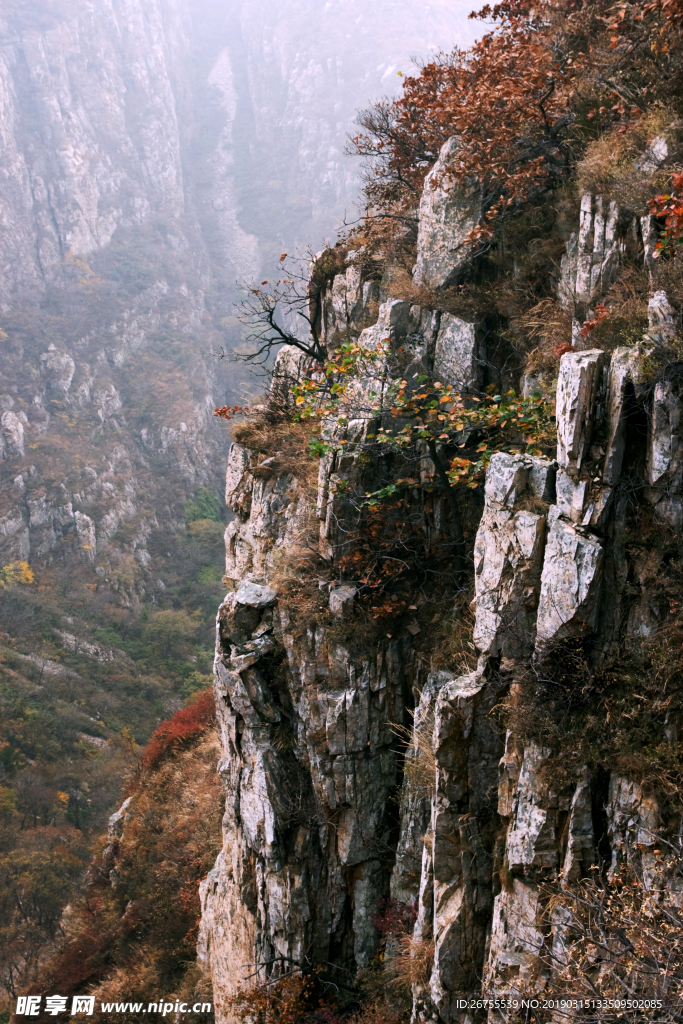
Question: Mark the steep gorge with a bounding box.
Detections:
[198,127,683,1022]
[0,0,481,1009]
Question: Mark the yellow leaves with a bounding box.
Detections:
[0,561,35,587]
[295,396,305,405]
[56,791,70,807]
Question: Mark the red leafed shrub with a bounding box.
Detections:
[649,170,683,257]
[214,403,248,421]
[371,898,418,938]
[139,689,216,774]
[580,304,610,338]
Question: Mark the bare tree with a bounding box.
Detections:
[232,255,328,366]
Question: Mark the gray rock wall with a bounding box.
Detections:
[201,232,683,1019]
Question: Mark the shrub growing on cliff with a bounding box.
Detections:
[541,846,683,1021]
[291,337,553,574]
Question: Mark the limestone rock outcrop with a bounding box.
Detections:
[473,453,554,658]
[200,199,683,1023]
[413,137,481,291]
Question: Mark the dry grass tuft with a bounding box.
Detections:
[515,298,572,374]
[411,600,477,675]
[393,707,437,795]
[384,936,435,997]
[232,415,319,489]
[575,109,683,213]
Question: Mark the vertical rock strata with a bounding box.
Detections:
[201,182,682,1022]
[199,444,418,1012]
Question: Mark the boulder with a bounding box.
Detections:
[218,583,277,646]
[329,584,356,619]
[432,313,485,391]
[412,136,481,291]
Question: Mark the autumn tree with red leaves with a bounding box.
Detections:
[352,3,575,242]
[348,0,683,262]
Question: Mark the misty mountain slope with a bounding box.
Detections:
[189,0,479,273]
[0,0,481,1009]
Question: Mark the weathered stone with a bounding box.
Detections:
[556,350,604,473]
[559,195,622,309]
[647,379,682,490]
[536,518,604,645]
[74,511,96,563]
[1,411,25,458]
[108,796,133,841]
[555,470,588,523]
[205,435,418,1009]
[561,774,595,882]
[473,454,553,657]
[505,742,558,873]
[606,776,660,887]
[329,584,356,619]
[218,586,276,646]
[432,313,485,391]
[316,257,380,349]
[413,136,481,290]
[269,345,310,408]
[603,346,636,485]
[419,671,503,1020]
[485,879,546,1003]
[391,672,443,906]
[225,443,254,517]
[647,290,677,345]
[41,346,76,395]
[234,581,277,609]
[635,135,668,174]
[581,485,613,530]
[641,214,658,271]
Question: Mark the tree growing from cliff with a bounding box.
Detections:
[349,0,576,247]
[291,338,552,573]
[232,253,347,367]
[348,0,683,256]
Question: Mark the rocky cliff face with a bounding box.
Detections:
[0,0,231,591]
[199,141,683,1020]
[0,0,480,592]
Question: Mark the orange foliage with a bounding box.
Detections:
[649,170,683,257]
[214,404,248,421]
[351,0,683,245]
[352,0,576,236]
[139,689,215,774]
[580,303,611,337]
